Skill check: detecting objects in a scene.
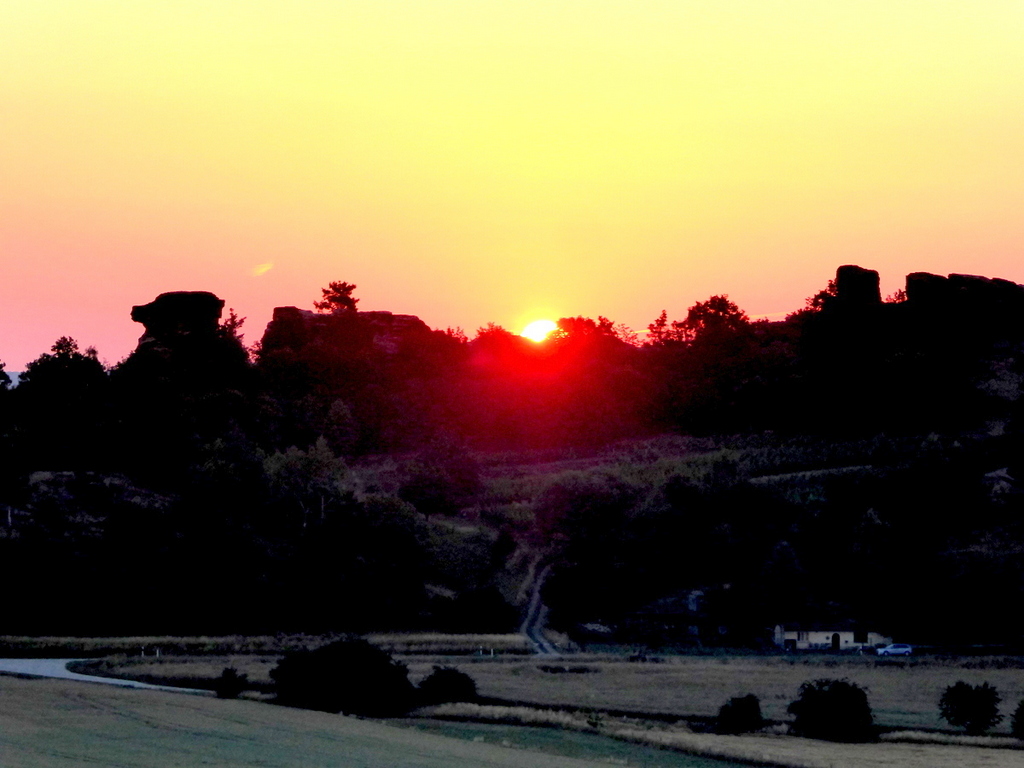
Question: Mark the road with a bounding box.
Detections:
[520,563,560,655]
[0,657,209,694]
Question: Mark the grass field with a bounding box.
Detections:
[81,652,1024,734]
[418,705,1024,768]
[415,655,1024,733]
[0,674,757,768]
[3,674,1020,768]
[0,632,529,658]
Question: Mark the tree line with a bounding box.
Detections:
[0,268,1020,636]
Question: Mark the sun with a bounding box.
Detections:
[520,319,558,342]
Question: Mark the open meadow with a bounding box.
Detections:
[9,664,1024,768]
[414,654,1024,733]
[0,674,748,768]
[79,651,1024,733]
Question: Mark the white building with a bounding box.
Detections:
[774,624,891,651]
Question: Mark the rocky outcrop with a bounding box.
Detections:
[906,272,1024,327]
[123,291,248,391]
[260,307,431,356]
[130,292,224,351]
[827,266,1024,337]
[834,265,882,309]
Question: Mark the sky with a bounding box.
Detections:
[2,1,1023,369]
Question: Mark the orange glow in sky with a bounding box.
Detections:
[2,1,1024,368]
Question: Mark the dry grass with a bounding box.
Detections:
[63,652,1024,768]
[0,633,339,657]
[420,702,1024,768]
[0,632,529,659]
[70,655,282,691]
[364,633,530,655]
[882,730,1024,749]
[402,655,1024,733]
[425,702,600,731]
[79,651,1024,735]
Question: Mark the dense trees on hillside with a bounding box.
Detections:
[0,268,1021,637]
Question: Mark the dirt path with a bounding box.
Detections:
[0,658,210,695]
[520,563,560,655]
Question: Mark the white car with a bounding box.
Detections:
[876,643,913,657]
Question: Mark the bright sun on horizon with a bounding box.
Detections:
[520,319,558,342]
[2,2,1024,368]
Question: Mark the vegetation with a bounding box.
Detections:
[270,638,416,716]
[80,651,1024,734]
[424,702,1016,768]
[313,280,359,313]
[214,667,248,699]
[417,665,478,704]
[715,694,764,734]
[939,681,1003,735]
[787,678,875,742]
[1012,698,1024,739]
[0,267,1021,644]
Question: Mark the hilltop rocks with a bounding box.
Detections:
[905,272,1024,333]
[123,291,248,391]
[905,271,950,308]
[130,292,225,352]
[834,265,882,309]
[826,265,1024,338]
[260,307,430,357]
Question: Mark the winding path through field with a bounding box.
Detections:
[520,563,560,655]
[0,657,209,694]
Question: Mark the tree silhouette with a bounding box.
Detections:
[680,295,750,344]
[271,638,414,715]
[804,279,838,313]
[314,281,359,314]
[716,694,764,734]
[788,678,875,742]
[646,310,687,345]
[16,337,110,469]
[418,666,477,704]
[939,682,1003,735]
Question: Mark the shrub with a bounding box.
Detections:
[270,637,415,716]
[787,678,875,742]
[715,693,764,734]
[939,681,1002,735]
[418,666,478,704]
[214,667,248,699]
[1012,699,1024,739]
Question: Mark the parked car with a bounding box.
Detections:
[876,643,913,656]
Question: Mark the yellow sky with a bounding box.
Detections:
[2,1,1023,366]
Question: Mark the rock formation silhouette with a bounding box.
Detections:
[130,291,225,354]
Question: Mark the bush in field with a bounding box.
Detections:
[214,667,248,699]
[939,681,1002,735]
[1012,699,1024,739]
[418,666,478,704]
[787,678,875,742]
[715,693,764,734]
[271,637,415,716]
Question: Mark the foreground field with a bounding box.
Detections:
[0,675,738,768]
[418,706,1024,768]
[86,652,1024,733]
